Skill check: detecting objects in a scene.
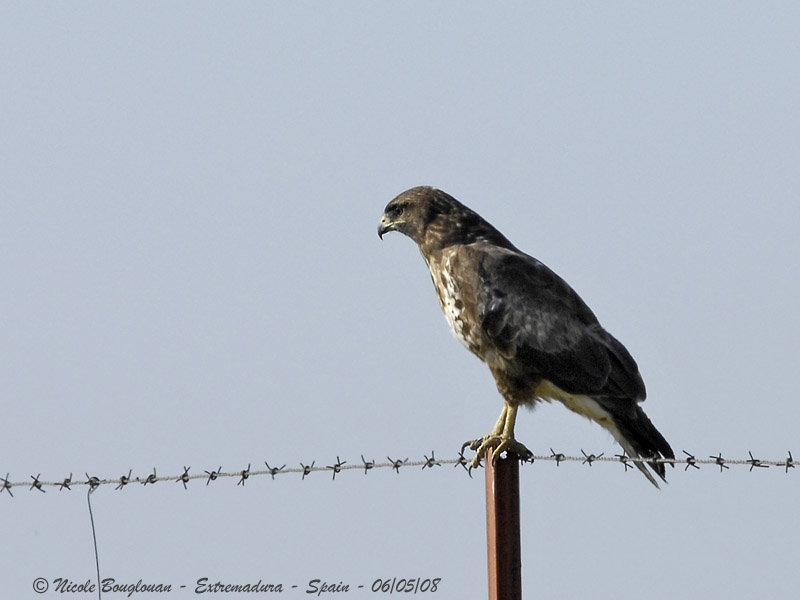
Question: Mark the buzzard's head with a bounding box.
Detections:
[377,186,443,245]
[378,186,513,252]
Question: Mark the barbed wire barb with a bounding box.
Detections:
[615,452,633,472]
[265,462,286,479]
[454,450,471,476]
[115,469,132,491]
[747,451,768,472]
[142,468,157,486]
[682,450,699,471]
[581,450,603,466]
[238,464,251,486]
[423,451,441,470]
[29,474,45,493]
[1,473,13,497]
[205,467,222,486]
[326,457,346,480]
[387,456,408,474]
[177,467,190,489]
[710,453,729,472]
[361,455,375,474]
[783,451,794,473]
[301,461,315,480]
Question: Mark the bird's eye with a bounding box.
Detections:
[394,206,405,217]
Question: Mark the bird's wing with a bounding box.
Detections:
[461,243,645,401]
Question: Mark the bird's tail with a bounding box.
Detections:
[594,398,674,488]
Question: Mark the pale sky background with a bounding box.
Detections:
[2,4,800,599]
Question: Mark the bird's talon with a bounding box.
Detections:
[463,434,531,467]
[462,437,486,454]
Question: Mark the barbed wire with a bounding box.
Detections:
[1,449,794,496]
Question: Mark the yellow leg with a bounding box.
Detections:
[502,403,518,438]
[464,403,531,467]
[490,405,507,437]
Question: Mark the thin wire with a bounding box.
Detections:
[87,488,102,600]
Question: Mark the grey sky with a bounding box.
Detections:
[2,4,799,599]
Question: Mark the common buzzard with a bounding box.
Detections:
[378,186,673,487]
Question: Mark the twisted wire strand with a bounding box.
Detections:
[2,449,794,496]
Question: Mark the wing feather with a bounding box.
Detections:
[463,244,645,400]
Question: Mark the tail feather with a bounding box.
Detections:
[594,397,674,488]
[541,380,673,489]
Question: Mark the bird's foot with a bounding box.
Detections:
[462,435,532,468]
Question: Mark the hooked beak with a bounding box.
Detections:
[377,215,396,239]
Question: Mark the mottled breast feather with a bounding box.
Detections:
[424,247,488,359]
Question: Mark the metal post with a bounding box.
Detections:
[485,447,522,600]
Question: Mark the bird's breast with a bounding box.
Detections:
[426,252,488,359]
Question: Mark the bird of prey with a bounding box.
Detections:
[378,186,674,487]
